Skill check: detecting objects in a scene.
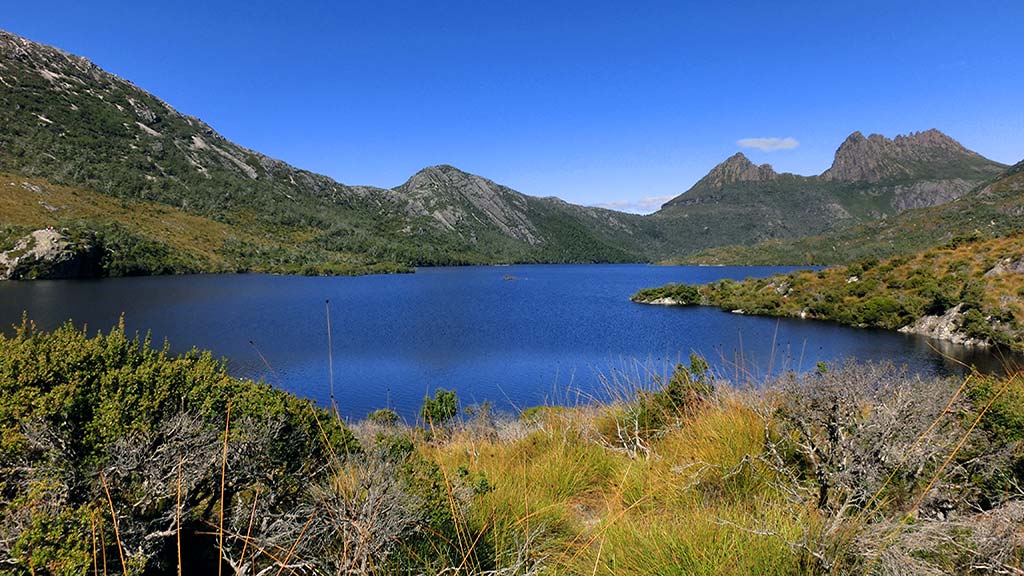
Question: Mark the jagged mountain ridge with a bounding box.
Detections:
[677,159,1024,266]
[822,129,998,182]
[649,129,1006,258]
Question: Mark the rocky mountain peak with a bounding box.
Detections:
[395,165,543,244]
[822,129,983,182]
[410,163,471,180]
[693,152,778,189]
[402,164,490,193]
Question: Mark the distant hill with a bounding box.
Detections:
[391,164,661,263]
[648,130,1006,259]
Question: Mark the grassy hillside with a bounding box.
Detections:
[1,323,1021,574]
[635,229,1024,349]
[0,172,411,276]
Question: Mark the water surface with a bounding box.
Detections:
[0,265,1005,420]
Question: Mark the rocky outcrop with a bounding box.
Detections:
[633,296,683,306]
[897,304,989,347]
[691,153,778,189]
[984,256,1024,278]
[0,229,102,280]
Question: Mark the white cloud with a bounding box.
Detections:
[736,137,799,151]
[593,195,674,214]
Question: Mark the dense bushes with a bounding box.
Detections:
[0,319,356,574]
[421,388,460,425]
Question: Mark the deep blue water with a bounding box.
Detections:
[0,264,1006,420]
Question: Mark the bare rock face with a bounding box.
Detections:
[692,153,778,189]
[890,179,974,211]
[984,257,1024,278]
[897,304,989,347]
[0,229,102,280]
[822,129,985,183]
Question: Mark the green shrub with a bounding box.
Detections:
[367,408,401,425]
[421,388,459,425]
[0,318,358,574]
[636,354,715,434]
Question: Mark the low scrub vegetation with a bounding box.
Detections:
[636,231,1024,348]
[1,323,1022,574]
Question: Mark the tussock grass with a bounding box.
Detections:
[424,384,813,575]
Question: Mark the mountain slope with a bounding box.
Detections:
[0,30,653,273]
[682,160,1024,265]
[648,131,1006,259]
[392,164,663,262]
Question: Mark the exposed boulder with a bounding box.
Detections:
[984,256,1024,278]
[637,296,683,306]
[897,304,989,347]
[0,229,102,280]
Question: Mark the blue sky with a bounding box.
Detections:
[4,1,1022,212]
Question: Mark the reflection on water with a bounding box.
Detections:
[0,265,1016,419]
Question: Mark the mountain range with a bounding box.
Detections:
[0,29,1016,276]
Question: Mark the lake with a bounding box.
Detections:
[0,264,1005,420]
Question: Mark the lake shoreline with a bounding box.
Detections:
[1,264,1006,420]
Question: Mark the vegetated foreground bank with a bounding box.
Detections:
[634,230,1024,352]
[1,321,1022,575]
